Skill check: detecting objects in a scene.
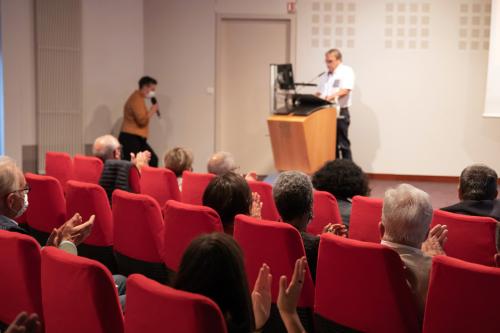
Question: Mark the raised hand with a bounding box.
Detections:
[322,223,348,237]
[251,263,272,331]
[250,192,263,219]
[5,312,41,333]
[428,224,448,247]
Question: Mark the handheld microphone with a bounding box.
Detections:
[151,97,160,117]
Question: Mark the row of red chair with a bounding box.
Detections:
[2,225,499,333]
[0,231,227,333]
[347,196,499,267]
[46,151,103,186]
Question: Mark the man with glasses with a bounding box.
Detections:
[316,48,355,160]
[0,156,93,250]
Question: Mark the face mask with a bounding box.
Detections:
[14,193,29,218]
[146,90,156,99]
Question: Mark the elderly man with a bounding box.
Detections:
[379,184,448,318]
[273,171,347,280]
[207,151,257,181]
[92,134,150,170]
[0,156,93,250]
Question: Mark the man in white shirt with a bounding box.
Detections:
[316,49,355,160]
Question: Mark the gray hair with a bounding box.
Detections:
[207,151,237,175]
[459,164,498,200]
[92,135,120,161]
[0,156,21,197]
[273,171,313,222]
[381,183,433,246]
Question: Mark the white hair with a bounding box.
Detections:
[207,151,237,175]
[0,156,21,197]
[381,183,433,246]
[92,135,120,161]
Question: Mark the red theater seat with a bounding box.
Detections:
[181,171,215,205]
[112,190,168,282]
[0,231,42,328]
[431,210,498,266]
[65,180,116,272]
[140,166,181,206]
[41,247,124,333]
[314,234,419,333]
[162,200,223,271]
[124,274,227,333]
[25,173,67,245]
[247,180,280,221]
[73,154,104,184]
[45,151,73,187]
[234,214,315,332]
[349,195,383,243]
[307,191,343,235]
[423,255,500,333]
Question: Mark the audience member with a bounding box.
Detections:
[174,233,306,333]
[92,134,151,171]
[202,172,262,235]
[312,159,370,227]
[207,151,257,181]
[0,156,93,250]
[163,147,193,189]
[379,184,448,319]
[441,164,500,249]
[273,171,347,281]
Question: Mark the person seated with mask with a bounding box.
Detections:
[441,164,500,249]
[273,171,347,281]
[380,184,448,320]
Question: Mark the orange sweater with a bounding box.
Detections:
[121,90,150,138]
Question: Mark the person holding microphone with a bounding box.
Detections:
[119,76,160,167]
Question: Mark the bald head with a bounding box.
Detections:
[93,135,121,161]
[207,151,237,175]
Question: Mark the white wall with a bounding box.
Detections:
[0,0,144,168]
[81,0,144,143]
[296,0,500,176]
[143,0,291,171]
[0,0,37,167]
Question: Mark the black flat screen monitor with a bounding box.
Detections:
[277,64,295,90]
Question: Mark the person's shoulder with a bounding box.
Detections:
[340,64,355,74]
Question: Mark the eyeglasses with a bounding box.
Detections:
[9,185,31,196]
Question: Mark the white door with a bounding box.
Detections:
[216,17,292,175]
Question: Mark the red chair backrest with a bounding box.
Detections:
[247,180,280,221]
[129,166,141,193]
[431,210,498,266]
[233,214,315,307]
[181,171,215,205]
[124,274,227,333]
[112,190,164,262]
[349,195,383,243]
[65,180,113,247]
[315,234,420,333]
[140,166,181,205]
[73,155,104,184]
[307,191,343,235]
[25,173,66,233]
[0,231,42,325]
[162,200,223,271]
[41,247,124,333]
[45,151,73,187]
[423,255,500,333]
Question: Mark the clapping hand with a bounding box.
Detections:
[251,263,272,331]
[250,192,263,219]
[322,223,348,237]
[131,150,152,171]
[5,312,41,333]
[421,224,447,257]
[46,213,95,247]
[277,257,307,333]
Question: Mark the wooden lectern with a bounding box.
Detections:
[267,107,337,174]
